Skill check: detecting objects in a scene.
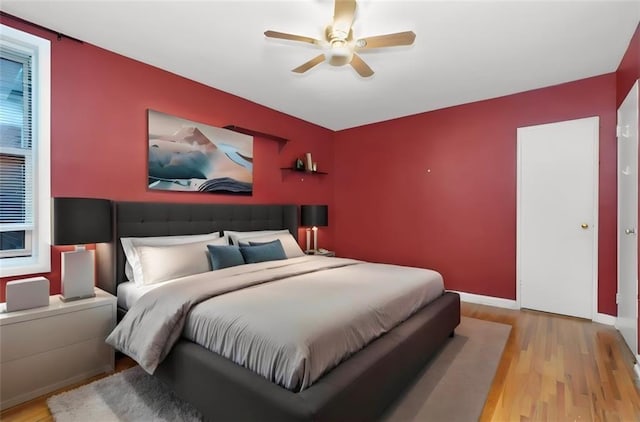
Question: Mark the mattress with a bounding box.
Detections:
[117,281,143,310]
[116,279,175,310]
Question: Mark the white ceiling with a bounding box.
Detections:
[3,0,639,130]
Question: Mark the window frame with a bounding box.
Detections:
[0,24,51,277]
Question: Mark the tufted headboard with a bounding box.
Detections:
[96,202,298,298]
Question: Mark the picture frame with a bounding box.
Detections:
[147,110,253,195]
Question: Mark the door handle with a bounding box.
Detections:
[580,223,589,229]
[625,228,636,235]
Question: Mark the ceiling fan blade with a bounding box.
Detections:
[356,31,416,49]
[333,0,356,33]
[350,53,373,78]
[292,54,326,73]
[264,30,320,45]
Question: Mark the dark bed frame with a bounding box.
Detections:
[97,201,460,422]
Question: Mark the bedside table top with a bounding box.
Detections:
[305,250,336,257]
[0,288,115,325]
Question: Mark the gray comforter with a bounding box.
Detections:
[107,256,444,392]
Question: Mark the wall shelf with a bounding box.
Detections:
[280,168,328,175]
[223,125,289,152]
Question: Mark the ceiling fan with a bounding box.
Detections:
[264,0,415,78]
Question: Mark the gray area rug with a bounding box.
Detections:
[381,316,511,422]
[47,317,510,422]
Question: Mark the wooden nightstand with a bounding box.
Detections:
[305,250,336,257]
[0,288,116,410]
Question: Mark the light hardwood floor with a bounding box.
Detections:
[2,302,639,422]
[465,303,640,422]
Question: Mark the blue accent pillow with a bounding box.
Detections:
[239,240,287,264]
[207,245,245,270]
[238,239,282,247]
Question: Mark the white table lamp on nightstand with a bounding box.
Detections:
[53,197,112,302]
[301,204,328,253]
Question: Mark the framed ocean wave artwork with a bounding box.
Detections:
[147,110,253,195]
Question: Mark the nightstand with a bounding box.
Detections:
[0,288,116,410]
[305,250,336,257]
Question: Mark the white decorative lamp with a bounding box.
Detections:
[53,197,112,302]
[301,205,328,253]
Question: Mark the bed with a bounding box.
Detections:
[96,201,460,421]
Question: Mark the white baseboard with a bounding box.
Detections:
[451,291,618,326]
[635,361,640,381]
[450,290,519,310]
[593,313,617,326]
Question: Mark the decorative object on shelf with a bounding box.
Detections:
[53,197,112,302]
[148,110,253,195]
[289,157,323,174]
[301,205,329,253]
[5,277,49,312]
[305,152,313,171]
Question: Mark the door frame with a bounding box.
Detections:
[617,79,639,357]
[516,116,600,319]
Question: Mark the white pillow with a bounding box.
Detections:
[224,229,289,246]
[121,232,222,283]
[238,232,305,259]
[134,237,228,286]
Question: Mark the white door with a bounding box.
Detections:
[618,80,639,357]
[517,117,599,319]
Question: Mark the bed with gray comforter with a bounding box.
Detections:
[107,256,445,392]
[97,201,460,422]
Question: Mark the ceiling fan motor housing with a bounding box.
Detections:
[326,26,354,66]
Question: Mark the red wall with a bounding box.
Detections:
[333,74,618,316]
[0,16,334,301]
[1,15,636,319]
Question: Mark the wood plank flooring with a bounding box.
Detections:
[2,302,639,422]
[465,303,640,422]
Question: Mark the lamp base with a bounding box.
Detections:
[312,226,318,251]
[59,292,96,302]
[61,249,96,302]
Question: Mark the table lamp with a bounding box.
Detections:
[53,197,112,301]
[301,205,328,253]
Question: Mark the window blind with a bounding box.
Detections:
[0,47,33,233]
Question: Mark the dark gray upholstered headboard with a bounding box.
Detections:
[96,202,298,296]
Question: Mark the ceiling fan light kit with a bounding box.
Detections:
[264,0,415,78]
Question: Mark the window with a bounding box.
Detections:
[0,25,50,277]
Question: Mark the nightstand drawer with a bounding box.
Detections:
[0,337,112,409]
[0,303,113,363]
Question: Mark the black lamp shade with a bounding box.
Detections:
[53,197,112,245]
[301,205,328,227]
